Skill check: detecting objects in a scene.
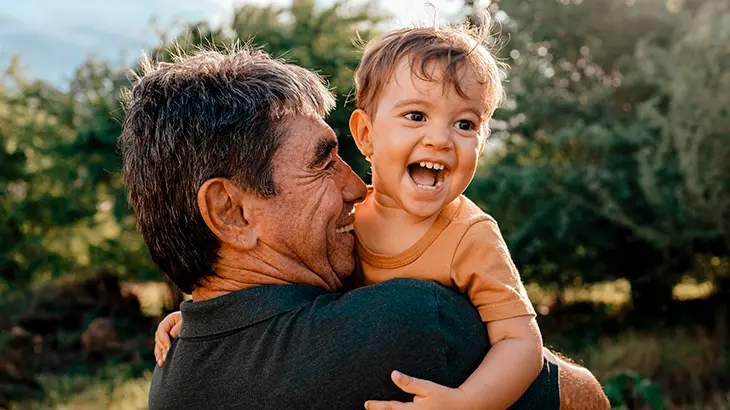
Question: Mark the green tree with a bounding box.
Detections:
[469,0,729,310]
[0,55,159,291]
[1,0,389,293]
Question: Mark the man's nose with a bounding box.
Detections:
[339,160,367,204]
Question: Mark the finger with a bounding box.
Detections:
[170,319,183,339]
[153,332,168,367]
[154,345,164,367]
[364,400,411,410]
[155,326,172,350]
[157,314,175,333]
[390,370,441,397]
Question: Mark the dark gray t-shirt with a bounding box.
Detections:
[149,279,559,410]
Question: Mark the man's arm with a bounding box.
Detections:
[547,350,610,410]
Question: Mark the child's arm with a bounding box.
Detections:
[365,216,543,410]
[154,311,183,367]
[364,316,542,410]
[460,316,544,409]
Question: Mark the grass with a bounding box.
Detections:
[10,365,151,410]
[578,328,729,408]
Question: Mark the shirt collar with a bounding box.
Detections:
[178,284,328,338]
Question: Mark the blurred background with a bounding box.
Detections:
[1,0,728,408]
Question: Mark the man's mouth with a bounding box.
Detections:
[335,212,356,234]
[407,160,449,191]
[335,223,355,234]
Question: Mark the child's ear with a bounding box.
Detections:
[349,109,374,157]
[478,138,486,157]
[478,127,489,156]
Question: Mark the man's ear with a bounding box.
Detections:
[197,178,258,250]
[349,109,374,157]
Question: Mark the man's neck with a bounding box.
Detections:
[191,243,339,302]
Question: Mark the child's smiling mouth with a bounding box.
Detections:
[407,160,450,192]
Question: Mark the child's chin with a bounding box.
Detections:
[402,197,445,218]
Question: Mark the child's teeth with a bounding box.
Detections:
[416,161,445,170]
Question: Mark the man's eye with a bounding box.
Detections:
[405,112,425,122]
[325,160,336,170]
[454,120,474,131]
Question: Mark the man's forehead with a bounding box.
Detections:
[277,115,337,161]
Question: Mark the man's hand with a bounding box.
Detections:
[154,311,182,367]
[364,370,473,410]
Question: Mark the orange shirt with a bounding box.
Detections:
[354,195,535,323]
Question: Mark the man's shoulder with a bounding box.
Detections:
[338,277,459,306]
[325,278,479,326]
[311,279,487,367]
[304,279,486,389]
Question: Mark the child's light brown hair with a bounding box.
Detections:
[354,21,504,120]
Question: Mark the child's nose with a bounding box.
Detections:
[421,127,454,151]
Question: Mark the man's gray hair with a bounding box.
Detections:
[119,46,336,293]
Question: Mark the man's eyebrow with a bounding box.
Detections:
[393,98,435,110]
[309,138,338,168]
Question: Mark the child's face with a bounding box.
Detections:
[360,59,488,218]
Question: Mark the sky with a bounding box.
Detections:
[0,0,465,87]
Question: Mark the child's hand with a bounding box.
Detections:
[364,370,473,410]
[154,311,182,367]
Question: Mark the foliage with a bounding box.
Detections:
[0,57,160,290]
[0,0,728,330]
[603,371,666,410]
[11,365,151,410]
[0,0,386,290]
[468,0,730,309]
[580,328,728,407]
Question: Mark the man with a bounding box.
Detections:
[120,48,609,410]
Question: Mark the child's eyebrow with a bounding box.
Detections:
[393,98,435,110]
[467,108,485,119]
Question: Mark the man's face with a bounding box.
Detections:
[367,59,488,218]
[256,115,367,287]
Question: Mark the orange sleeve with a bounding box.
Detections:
[450,218,535,322]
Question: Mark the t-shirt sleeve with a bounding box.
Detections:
[450,218,536,322]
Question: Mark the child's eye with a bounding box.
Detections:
[404,112,425,122]
[454,120,474,131]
